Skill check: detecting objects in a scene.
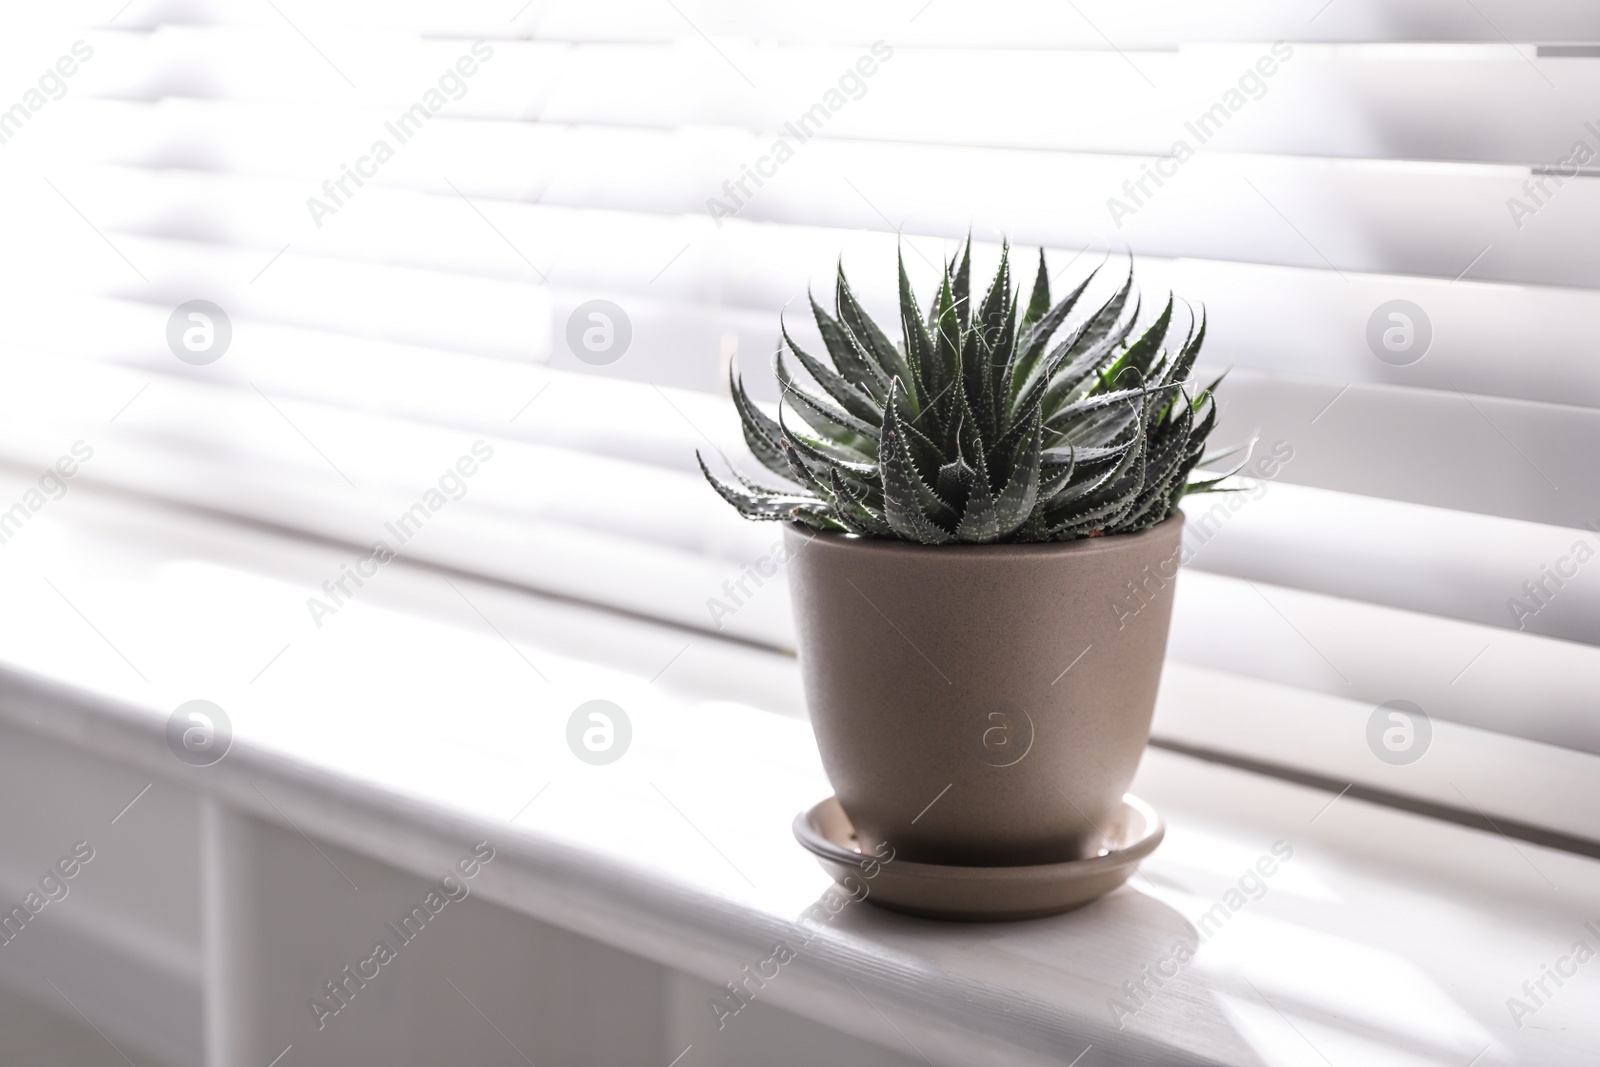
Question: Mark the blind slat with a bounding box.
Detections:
[64,108,1600,286]
[100,0,1600,45]
[82,35,1600,169]
[1210,370,1597,530]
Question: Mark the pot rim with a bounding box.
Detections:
[783,510,1183,559]
[794,793,1166,878]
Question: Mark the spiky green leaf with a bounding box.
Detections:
[703,243,1232,543]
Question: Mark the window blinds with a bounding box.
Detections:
[2,0,1595,756]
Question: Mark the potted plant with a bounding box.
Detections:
[700,241,1235,918]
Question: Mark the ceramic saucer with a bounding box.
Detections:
[792,793,1163,922]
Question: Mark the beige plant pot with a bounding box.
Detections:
[784,513,1184,867]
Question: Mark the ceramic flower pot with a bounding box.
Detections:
[784,513,1184,867]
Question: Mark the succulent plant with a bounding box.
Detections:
[700,241,1239,543]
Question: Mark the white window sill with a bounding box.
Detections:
[1,481,1597,1065]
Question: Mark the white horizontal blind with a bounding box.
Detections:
[1,2,1595,758]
